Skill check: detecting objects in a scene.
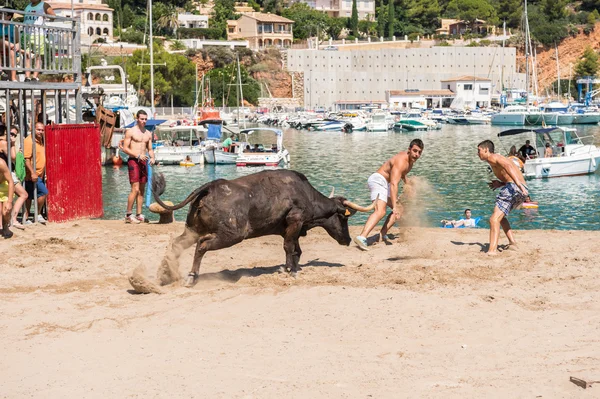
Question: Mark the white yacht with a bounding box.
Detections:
[491,105,543,126]
[498,126,600,178]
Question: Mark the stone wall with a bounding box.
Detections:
[258,97,302,110]
[287,47,526,109]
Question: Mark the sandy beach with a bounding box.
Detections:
[1,220,599,398]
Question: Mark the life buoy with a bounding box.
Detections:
[521,202,538,209]
[112,156,123,166]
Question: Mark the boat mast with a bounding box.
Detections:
[555,43,561,100]
[148,0,155,116]
[524,0,530,108]
[237,54,246,129]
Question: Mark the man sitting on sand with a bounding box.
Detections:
[442,209,478,228]
[477,140,528,255]
[353,139,424,251]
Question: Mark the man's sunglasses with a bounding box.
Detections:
[10,133,17,137]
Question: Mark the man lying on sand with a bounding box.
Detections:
[353,139,424,251]
[477,140,528,255]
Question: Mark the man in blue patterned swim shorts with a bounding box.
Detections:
[477,140,529,255]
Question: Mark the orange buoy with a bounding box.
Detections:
[112,156,123,166]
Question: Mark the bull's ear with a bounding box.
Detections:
[345,208,358,217]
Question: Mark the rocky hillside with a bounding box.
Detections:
[533,22,600,93]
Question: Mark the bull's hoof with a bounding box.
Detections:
[290,271,298,279]
[277,266,286,274]
[184,273,198,287]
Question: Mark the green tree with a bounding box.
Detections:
[282,3,330,40]
[528,4,568,46]
[445,0,498,27]
[493,0,522,28]
[407,0,441,34]
[205,64,261,106]
[543,0,567,21]
[387,0,395,38]
[377,0,387,37]
[170,40,187,51]
[126,43,197,106]
[575,46,599,78]
[263,0,285,14]
[327,17,348,40]
[581,0,600,11]
[157,7,181,37]
[211,0,239,39]
[350,0,359,36]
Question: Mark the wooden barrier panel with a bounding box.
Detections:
[45,124,103,222]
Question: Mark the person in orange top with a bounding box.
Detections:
[23,122,48,224]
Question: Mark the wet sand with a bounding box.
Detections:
[1,220,599,397]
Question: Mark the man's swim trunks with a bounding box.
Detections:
[128,158,148,184]
[496,182,527,216]
[367,172,390,201]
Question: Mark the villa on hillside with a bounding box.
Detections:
[227,12,294,49]
[49,0,113,44]
[436,18,495,36]
[177,13,209,29]
[295,0,374,20]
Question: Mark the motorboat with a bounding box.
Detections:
[491,105,543,126]
[569,104,600,125]
[367,113,394,131]
[314,120,347,131]
[394,111,441,131]
[153,125,208,165]
[498,126,600,178]
[540,102,575,125]
[446,112,491,125]
[235,128,290,167]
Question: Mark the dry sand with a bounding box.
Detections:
[1,220,599,398]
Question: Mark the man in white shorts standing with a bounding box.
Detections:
[353,139,424,251]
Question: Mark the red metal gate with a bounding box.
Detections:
[45,123,103,222]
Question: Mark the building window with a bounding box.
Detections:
[88,12,93,20]
[103,28,109,35]
[88,27,93,35]
[103,14,109,22]
[95,13,101,21]
[96,27,101,35]
[464,84,473,90]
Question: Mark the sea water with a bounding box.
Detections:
[102,124,600,230]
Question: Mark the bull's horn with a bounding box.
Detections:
[329,187,335,198]
[343,194,379,212]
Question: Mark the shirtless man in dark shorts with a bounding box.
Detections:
[122,110,155,224]
[353,138,424,251]
[477,140,529,255]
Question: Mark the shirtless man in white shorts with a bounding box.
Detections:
[353,139,424,251]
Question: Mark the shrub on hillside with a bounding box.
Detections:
[178,28,223,40]
[435,40,451,46]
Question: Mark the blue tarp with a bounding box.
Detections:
[124,119,167,131]
[207,124,222,140]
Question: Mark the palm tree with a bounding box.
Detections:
[157,7,181,37]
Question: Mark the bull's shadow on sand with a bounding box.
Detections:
[197,259,345,284]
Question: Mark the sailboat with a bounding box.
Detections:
[492,0,543,126]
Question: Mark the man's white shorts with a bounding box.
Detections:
[367,172,390,202]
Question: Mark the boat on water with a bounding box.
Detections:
[540,102,575,125]
[569,104,600,124]
[498,126,600,178]
[367,113,394,131]
[491,105,543,126]
[446,112,491,125]
[153,125,208,165]
[394,111,441,131]
[235,128,290,167]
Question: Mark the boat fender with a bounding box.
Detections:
[521,202,538,209]
[112,156,123,166]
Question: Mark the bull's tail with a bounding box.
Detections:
[152,173,211,211]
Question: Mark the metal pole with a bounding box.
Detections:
[5,90,11,172]
[149,0,155,117]
[30,89,38,222]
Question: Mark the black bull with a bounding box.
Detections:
[152,169,374,285]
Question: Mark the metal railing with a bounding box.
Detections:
[0,8,80,79]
